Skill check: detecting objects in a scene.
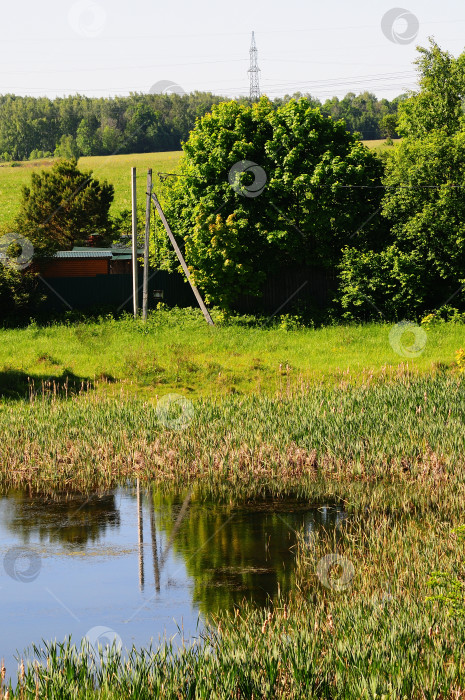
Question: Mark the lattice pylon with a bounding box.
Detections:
[248,31,260,101]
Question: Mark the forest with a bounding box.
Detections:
[0,90,402,162]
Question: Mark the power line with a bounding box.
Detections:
[0,65,418,93]
[157,173,465,190]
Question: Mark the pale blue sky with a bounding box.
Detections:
[1,0,465,100]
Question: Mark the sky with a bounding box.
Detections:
[1,0,465,101]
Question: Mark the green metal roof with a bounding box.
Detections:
[71,246,143,256]
[54,250,112,259]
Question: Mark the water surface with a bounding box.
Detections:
[0,485,344,679]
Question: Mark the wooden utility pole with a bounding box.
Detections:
[131,167,139,318]
[151,191,214,326]
[142,169,152,322]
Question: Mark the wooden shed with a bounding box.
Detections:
[38,250,113,278]
[37,246,143,278]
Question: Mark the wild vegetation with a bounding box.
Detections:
[160,98,384,308]
[2,369,465,695]
[0,310,464,398]
[340,41,465,320]
[1,40,465,698]
[0,318,464,499]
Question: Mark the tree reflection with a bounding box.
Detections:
[1,485,343,617]
[150,489,343,615]
[1,490,120,546]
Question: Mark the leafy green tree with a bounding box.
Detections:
[0,257,44,322]
[339,245,426,320]
[340,42,465,320]
[125,102,161,152]
[100,125,124,154]
[398,40,465,138]
[161,97,384,308]
[76,118,100,156]
[381,113,399,139]
[54,134,80,160]
[16,159,114,255]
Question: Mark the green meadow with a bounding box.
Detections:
[0,310,464,400]
[0,151,183,229]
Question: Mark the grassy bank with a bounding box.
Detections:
[0,311,464,399]
[0,151,183,229]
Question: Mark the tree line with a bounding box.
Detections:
[0,90,402,162]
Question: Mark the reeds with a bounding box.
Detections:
[5,511,465,699]
[0,375,464,510]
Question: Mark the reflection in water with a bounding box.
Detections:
[148,486,161,593]
[1,486,345,615]
[136,479,144,590]
[1,490,120,546]
[0,485,345,678]
[145,490,345,614]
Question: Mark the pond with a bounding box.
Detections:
[0,484,345,680]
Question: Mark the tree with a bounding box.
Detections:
[340,42,465,320]
[124,102,161,152]
[397,40,465,138]
[381,114,399,139]
[76,118,100,156]
[0,264,44,321]
[16,159,114,256]
[54,134,80,160]
[160,97,384,309]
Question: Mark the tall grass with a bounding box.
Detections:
[0,375,464,513]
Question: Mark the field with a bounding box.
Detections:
[0,152,183,229]
[362,138,402,151]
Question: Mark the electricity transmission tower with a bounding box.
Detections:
[248,31,260,101]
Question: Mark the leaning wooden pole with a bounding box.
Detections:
[142,169,152,322]
[131,167,139,318]
[151,191,214,326]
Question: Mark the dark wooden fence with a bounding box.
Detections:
[234,266,337,315]
[39,266,337,315]
[39,270,196,312]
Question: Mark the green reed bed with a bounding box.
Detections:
[0,375,464,508]
[4,510,465,698]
